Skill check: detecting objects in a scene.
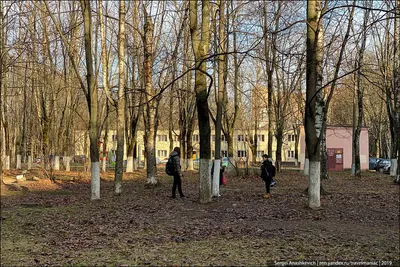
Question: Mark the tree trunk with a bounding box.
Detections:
[392,0,399,181]
[114,0,126,195]
[54,156,60,171]
[294,126,300,166]
[320,125,329,179]
[143,11,157,185]
[263,2,275,157]
[353,6,370,178]
[305,0,324,209]
[275,130,283,172]
[213,0,225,197]
[224,3,238,175]
[81,0,100,200]
[190,0,212,203]
[16,155,21,170]
[0,0,3,182]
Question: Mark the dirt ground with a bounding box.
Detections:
[1,168,399,266]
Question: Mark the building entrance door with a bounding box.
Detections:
[327,148,344,172]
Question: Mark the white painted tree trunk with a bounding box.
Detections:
[351,163,356,176]
[65,156,71,172]
[187,158,194,171]
[114,179,122,195]
[4,155,10,170]
[54,156,60,170]
[390,159,397,177]
[212,159,220,197]
[27,155,32,170]
[133,158,138,171]
[308,161,321,209]
[126,156,133,173]
[102,158,107,172]
[91,162,100,200]
[147,174,157,184]
[16,154,21,169]
[304,158,309,176]
[199,159,212,203]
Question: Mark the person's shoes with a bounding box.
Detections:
[270,181,276,187]
[265,193,271,199]
[180,196,185,200]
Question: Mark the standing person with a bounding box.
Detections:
[170,147,185,199]
[260,154,274,199]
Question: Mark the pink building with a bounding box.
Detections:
[299,126,369,171]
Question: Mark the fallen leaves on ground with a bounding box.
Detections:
[1,169,399,266]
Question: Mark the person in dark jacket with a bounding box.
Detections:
[260,154,275,199]
[170,147,185,199]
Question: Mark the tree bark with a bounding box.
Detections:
[190,0,212,203]
[81,0,100,200]
[353,6,370,178]
[305,0,324,209]
[223,2,238,174]
[143,10,157,185]
[114,0,126,195]
[392,0,399,182]
[213,0,225,197]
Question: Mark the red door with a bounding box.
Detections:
[327,148,343,172]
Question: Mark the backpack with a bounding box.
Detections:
[271,164,276,177]
[165,155,176,176]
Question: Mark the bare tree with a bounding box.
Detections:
[114,0,126,195]
[352,3,371,177]
[305,0,325,209]
[143,7,157,185]
[190,0,212,203]
[212,0,226,197]
[393,0,399,182]
[263,1,279,158]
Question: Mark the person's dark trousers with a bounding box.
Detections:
[264,177,272,193]
[172,173,184,198]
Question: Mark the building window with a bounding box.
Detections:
[257,150,264,158]
[158,135,168,142]
[287,150,294,158]
[193,134,199,142]
[174,135,179,142]
[112,134,117,141]
[222,150,227,157]
[237,150,247,157]
[212,150,215,157]
[257,135,265,142]
[212,135,215,142]
[288,134,297,142]
[221,135,227,142]
[157,150,167,158]
[238,135,244,142]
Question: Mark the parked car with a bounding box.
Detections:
[369,157,378,170]
[374,159,391,173]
